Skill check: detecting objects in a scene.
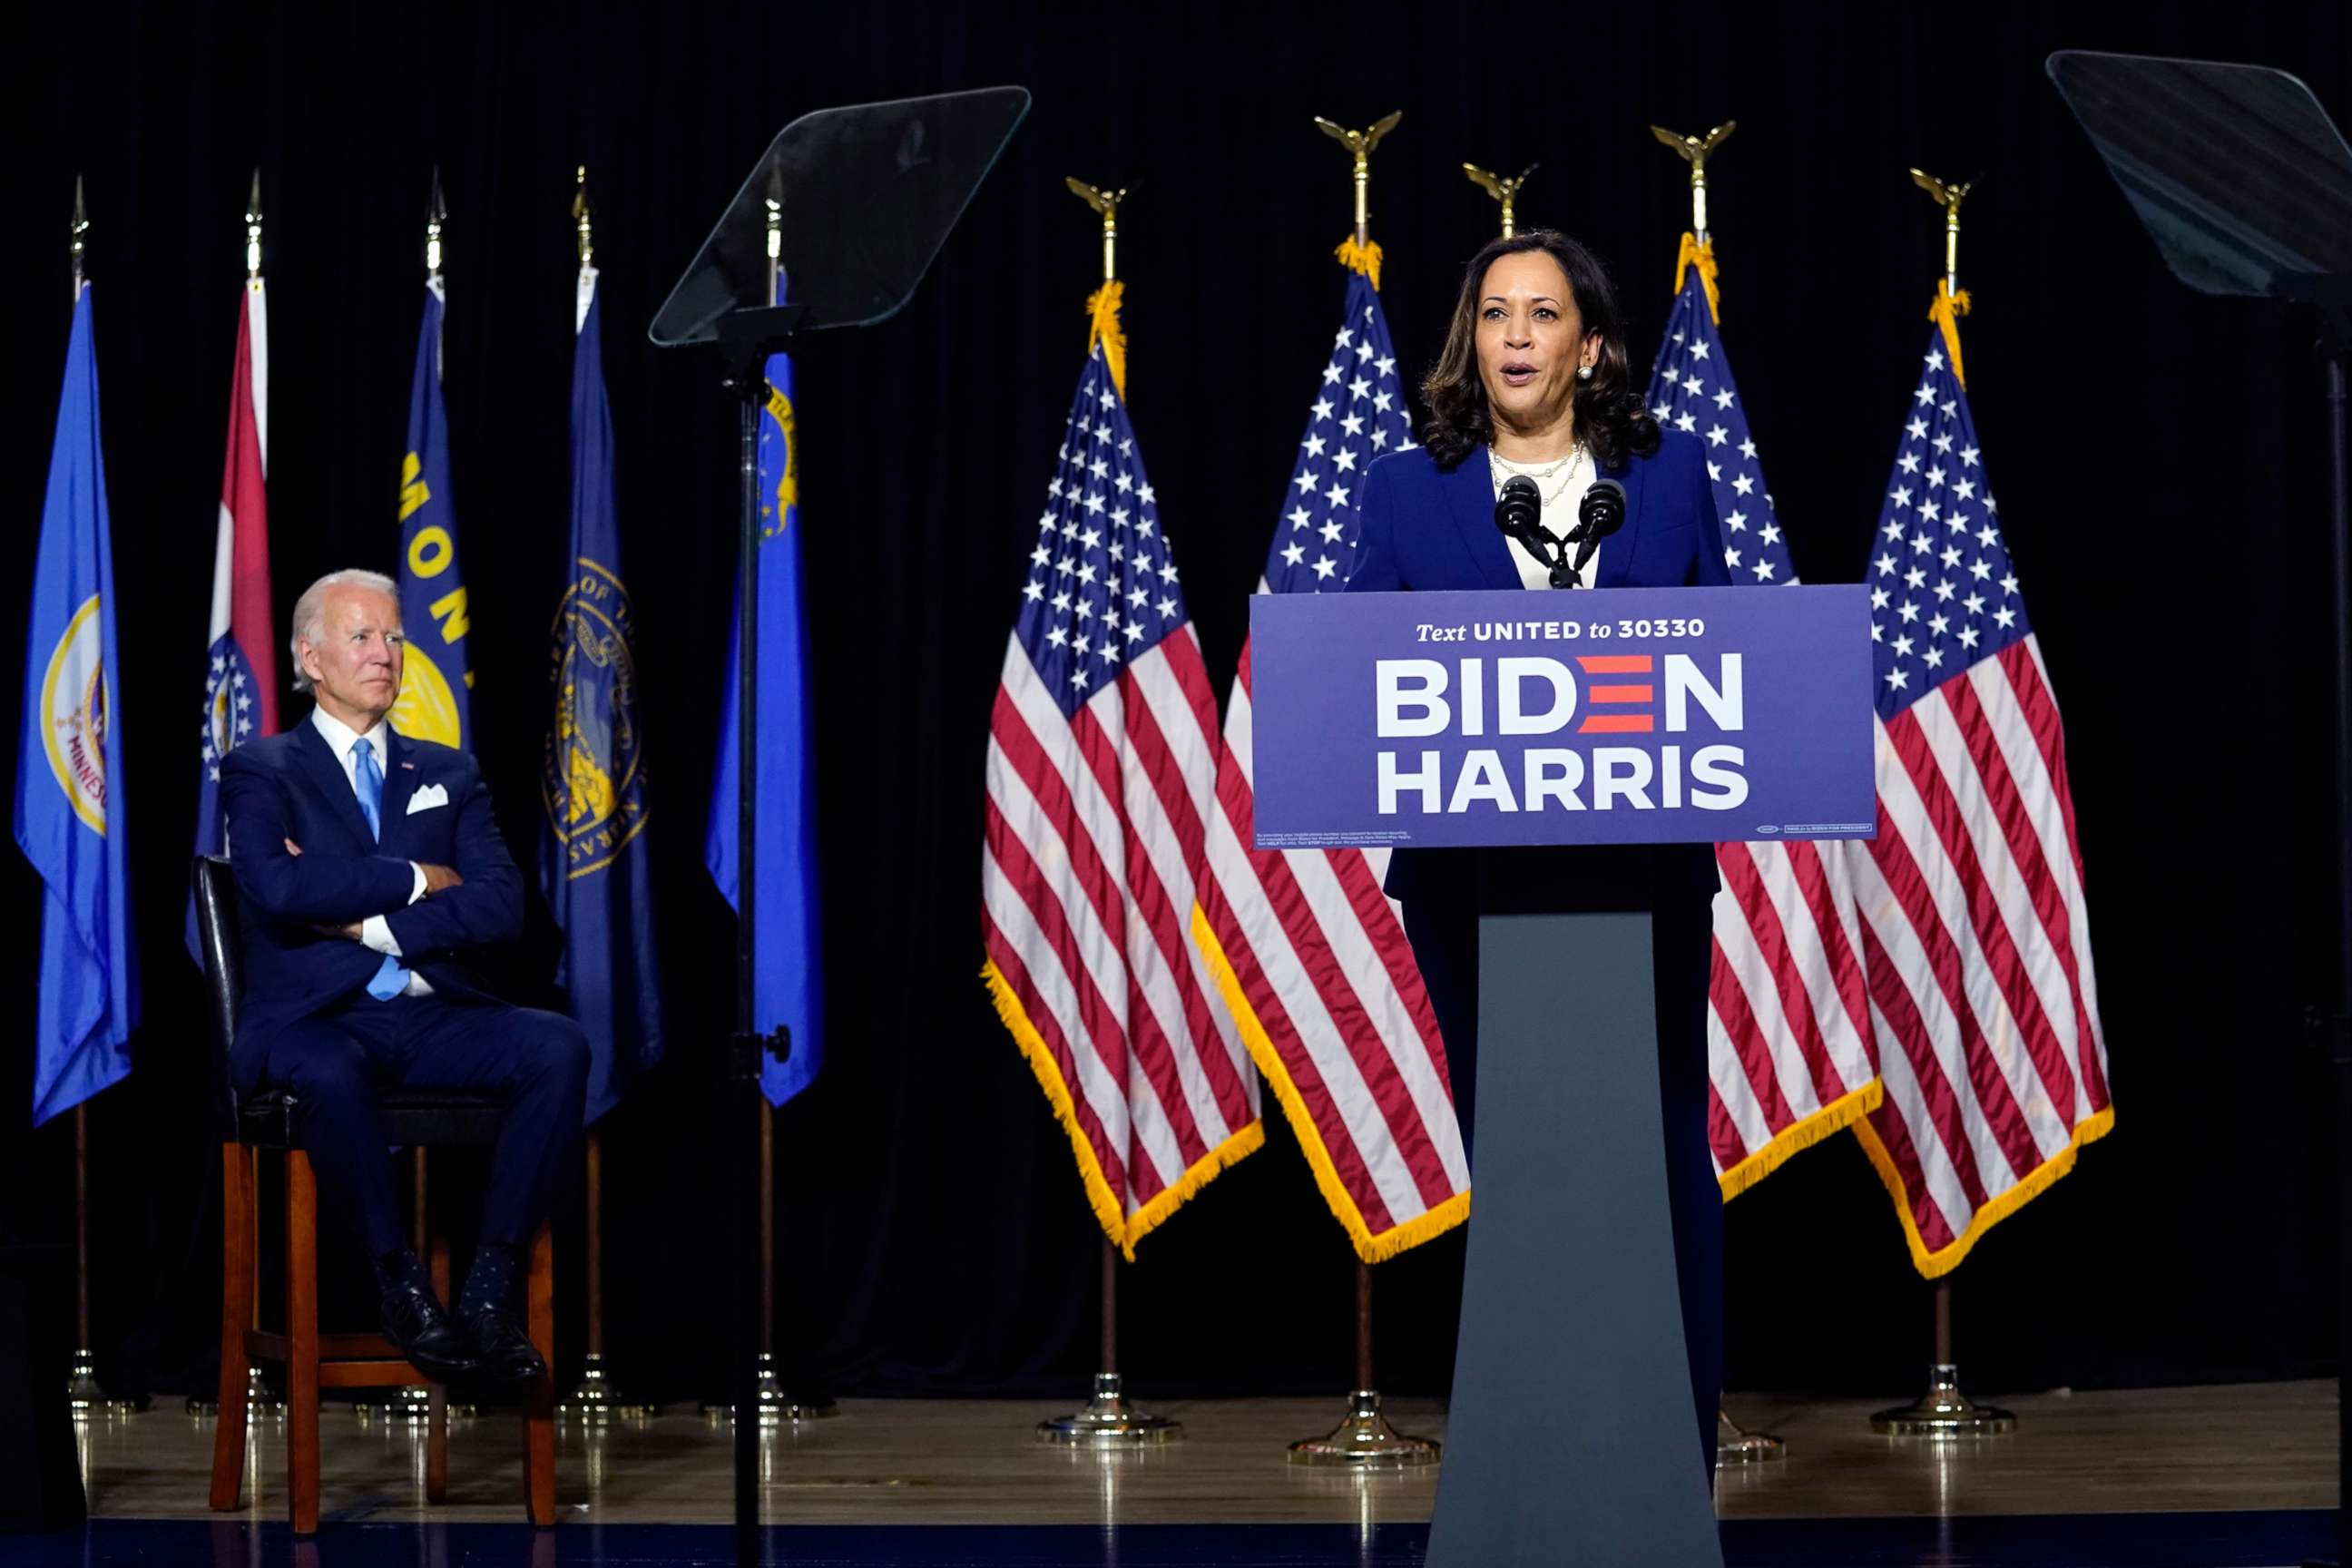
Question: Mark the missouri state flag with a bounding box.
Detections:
[189,271,278,962]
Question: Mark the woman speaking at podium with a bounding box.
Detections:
[1348,230,1730,1473]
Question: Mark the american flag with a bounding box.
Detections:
[982,320,1261,1257]
[1838,290,2112,1274]
[189,276,279,963]
[1643,240,1881,1195]
[1194,249,1470,1263]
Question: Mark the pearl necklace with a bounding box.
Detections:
[1489,444,1586,509]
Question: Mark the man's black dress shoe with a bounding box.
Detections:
[463,1308,547,1386]
[381,1280,479,1382]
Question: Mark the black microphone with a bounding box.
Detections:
[1494,475,1544,551]
[1569,477,1627,580]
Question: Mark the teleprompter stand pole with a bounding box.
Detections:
[714,317,799,1547]
[2311,313,2352,1568]
[643,90,1034,1561]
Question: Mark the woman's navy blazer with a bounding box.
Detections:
[1347,428,1733,593]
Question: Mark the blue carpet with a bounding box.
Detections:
[0,1513,2337,1567]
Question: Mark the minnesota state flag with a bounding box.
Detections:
[17,281,138,1123]
[393,279,473,750]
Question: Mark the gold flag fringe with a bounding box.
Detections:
[1191,906,1471,1263]
[982,956,1262,1259]
[1335,236,1385,291]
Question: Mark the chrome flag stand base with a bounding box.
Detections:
[187,1363,283,1418]
[65,1349,143,1416]
[1037,1372,1182,1446]
[1716,1408,1786,1464]
[1287,1388,1438,1467]
[702,1352,838,1425]
[1871,1364,2014,1436]
[356,1386,475,1424]
[557,1352,654,1425]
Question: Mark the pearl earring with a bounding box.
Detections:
[1576,363,1594,381]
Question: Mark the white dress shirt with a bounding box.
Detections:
[308,706,433,996]
[1488,446,1602,591]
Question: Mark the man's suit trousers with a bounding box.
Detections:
[256,994,590,1258]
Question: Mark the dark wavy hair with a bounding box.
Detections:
[1418,230,1660,471]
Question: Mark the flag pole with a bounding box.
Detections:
[1286,114,1436,1470]
[57,189,137,1421]
[1645,124,1790,1467]
[64,1103,138,1415]
[1869,170,2014,1441]
[190,179,284,1422]
[1036,180,1181,1449]
[1462,161,1536,239]
[554,167,652,1431]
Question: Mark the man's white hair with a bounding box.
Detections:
[289,568,401,694]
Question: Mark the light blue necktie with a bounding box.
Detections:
[351,737,411,1001]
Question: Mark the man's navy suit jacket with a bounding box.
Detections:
[218,717,523,1088]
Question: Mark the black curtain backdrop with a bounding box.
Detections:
[5,0,2349,1406]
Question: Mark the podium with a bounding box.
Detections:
[1427,845,1721,1568]
[1247,583,1877,1567]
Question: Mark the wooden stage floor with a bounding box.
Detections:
[74,1380,2337,1529]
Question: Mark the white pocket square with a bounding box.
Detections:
[406,783,450,815]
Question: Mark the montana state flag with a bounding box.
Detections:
[393,279,473,750]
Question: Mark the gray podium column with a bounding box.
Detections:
[1425,909,1722,1568]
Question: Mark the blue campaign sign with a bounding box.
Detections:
[1250,585,1877,849]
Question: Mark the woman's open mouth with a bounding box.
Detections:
[1499,362,1539,387]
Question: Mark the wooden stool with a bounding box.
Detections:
[193,856,556,1534]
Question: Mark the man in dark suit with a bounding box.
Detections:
[221,568,588,1383]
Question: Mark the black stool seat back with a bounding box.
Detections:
[190,855,506,1151]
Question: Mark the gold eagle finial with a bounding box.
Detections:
[1314,112,1402,242]
[1065,177,1133,281]
[1650,122,1736,239]
[571,164,593,267]
[70,175,90,296]
[1910,168,1978,293]
[1462,162,1538,238]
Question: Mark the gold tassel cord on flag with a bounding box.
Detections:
[1335,236,1384,291]
[1084,280,1128,401]
[1673,233,1722,327]
[1929,280,1972,389]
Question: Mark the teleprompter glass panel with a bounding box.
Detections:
[650,86,1031,346]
